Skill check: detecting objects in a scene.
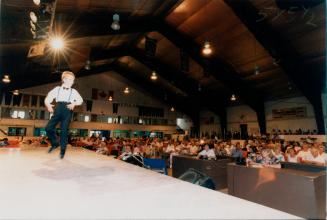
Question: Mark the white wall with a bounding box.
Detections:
[20,72,177,120]
[0,72,181,136]
[226,97,318,134]
[227,105,259,135]
[265,96,317,132]
[200,96,320,136]
[199,111,221,137]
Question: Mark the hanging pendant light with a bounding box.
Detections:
[124,87,130,94]
[254,64,260,75]
[231,94,236,101]
[33,0,40,6]
[170,107,175,112]
[2,75,11,83]
[202,41,212,56]
[108,96,113,101]
[13,90,19,96]
[150,71,158,81]
[111,14,120,31]
[85,60,91,70]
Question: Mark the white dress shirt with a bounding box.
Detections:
[45,86,83,106]
[297,150,312,160]
[198,149,216,160]
[306,154,325,164]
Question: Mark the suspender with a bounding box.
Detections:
[56,87,72,102]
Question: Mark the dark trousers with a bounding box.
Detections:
[45,102,72,155]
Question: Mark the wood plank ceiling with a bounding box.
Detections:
[0,0,325,109]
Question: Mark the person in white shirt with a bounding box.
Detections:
[197,144,216,160]
[303,147,325,166]
[318,145,327,164]
[45,71,83,159]
[189,142,199,156]
[165,142,175,154]
[285,148,298,163]
[272,145,285,162]
[297,143,312,163]
[118,146,132,161]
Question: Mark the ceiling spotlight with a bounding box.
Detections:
[198,83,202,92]
[111,14,120,31]
[29,11,37,23]
[254,64,260,75]
[170,107,175,112]
[13,90,19,96]
[85,60,91,70]
[124,87,130,94]
[108,96,113,101]
[150,71,158,80]
[2,75,11,83]
[33,0,40,5]
[231,94,236,101]
[50,37,64,50]
[202,41,212,56]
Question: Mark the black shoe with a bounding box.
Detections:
[48,146,59,153]
[60,150,65,159]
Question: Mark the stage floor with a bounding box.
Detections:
[0,147,299,219]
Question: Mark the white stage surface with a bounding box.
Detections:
[0,148,299,219]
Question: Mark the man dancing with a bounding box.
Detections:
[45,71,83,159]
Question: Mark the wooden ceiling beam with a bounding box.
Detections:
[111,61,200,119]
[224,0,323,104]
[156,21,264,112]
[224,0,325,133]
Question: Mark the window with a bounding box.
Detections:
[108,117,113,123]
[84,115,90,122]
[11,110,25,119]
[8,127,26,136]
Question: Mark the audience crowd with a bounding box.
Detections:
[1,134,326,168]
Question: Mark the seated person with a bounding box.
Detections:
[215,146,227,158]
[96,141,109,155]
[285,148,298,163]
[231,143,243,160]
[272,146,285,162]
[117,146,132,161]
[124,147,143,167]
[297,143,312,163]
[19,139,33,149]
[196,144,216,160]
[248,148,281,168]
[318,144,327,164]
[303,147,325,166]
[0,138,9,147]
[40,137,49,147]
